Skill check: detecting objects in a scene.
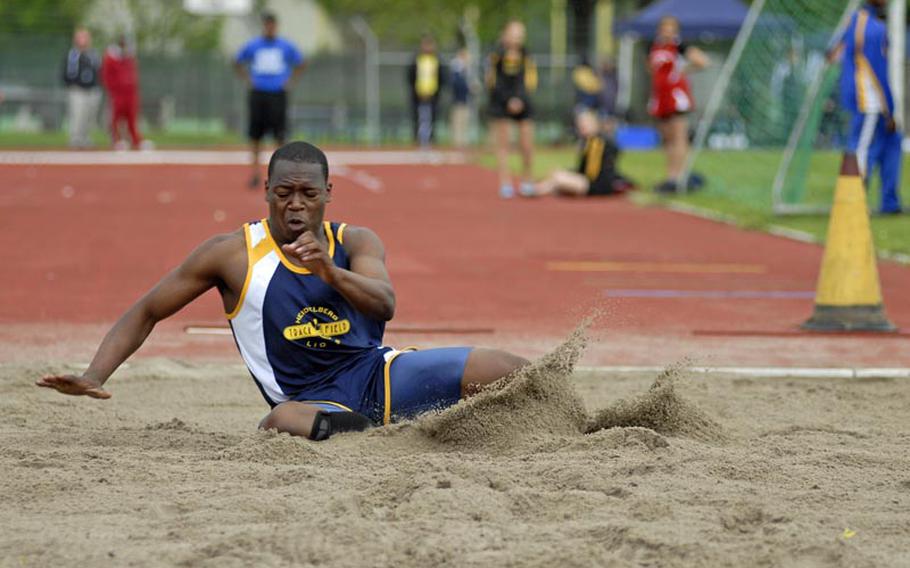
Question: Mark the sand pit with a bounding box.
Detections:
[2,336,909,567]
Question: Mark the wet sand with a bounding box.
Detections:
[2,336,909,567]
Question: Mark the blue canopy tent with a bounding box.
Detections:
[611,0,760,122]
[614,0,750,41]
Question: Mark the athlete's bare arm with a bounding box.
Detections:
[233,60,250,85]
[281,225,395,321]
[684,46,710,71]
[36,232,245,398]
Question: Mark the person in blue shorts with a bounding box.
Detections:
[36,141,529,441]
[234,12,306,189]
[833,0,903,214]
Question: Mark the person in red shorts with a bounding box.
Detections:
[648,16,709,193]
[101,35,147,150]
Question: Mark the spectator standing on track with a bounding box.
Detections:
[833,0,903,215]
[102,35,146,150]
[62,28,102,149]
[407,35,446,148]
[234,12,306,188]
[647,16,710,193]
[487,20,537,198]
[449,47,473,148]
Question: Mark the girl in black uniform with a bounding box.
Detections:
[486,20,537,198]
[528,111,635,197]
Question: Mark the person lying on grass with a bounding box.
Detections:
[37,141,528,440]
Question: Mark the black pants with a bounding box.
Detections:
[248,89,287,141]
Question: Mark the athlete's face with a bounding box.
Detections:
[263,20,277,39]
[575,112,599,137]
[265,160,333,243]
[657,20,679,42]
[502,22,526,49]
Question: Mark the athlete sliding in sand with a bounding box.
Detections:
[37,141,527,440]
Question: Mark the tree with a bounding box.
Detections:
[314,0,551,48]
[0,0,95,35]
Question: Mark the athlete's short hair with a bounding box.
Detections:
[262,12,277,24]
[657,16,680,31]
[268,141,329,183]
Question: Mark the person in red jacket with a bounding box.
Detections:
[102,35,145,150]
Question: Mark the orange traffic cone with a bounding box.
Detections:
[802,153,895,331]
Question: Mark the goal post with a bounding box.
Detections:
[681,0,888,215]
[771,0,861,215]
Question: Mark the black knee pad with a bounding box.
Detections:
[308,410,374,441]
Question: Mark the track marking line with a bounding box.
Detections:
[0,150,469,166]
[548,261,766,274]
[575,365,910,378]
[694,329,910,338]
[332,165,384,193]
[604,289,814,299]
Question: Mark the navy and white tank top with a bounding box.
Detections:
[227,219,392,408]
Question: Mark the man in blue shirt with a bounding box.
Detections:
[234,12,305,188]
[837,0,903,214]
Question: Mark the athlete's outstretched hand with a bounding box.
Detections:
[282,230,335,282]
[36,374,111,399]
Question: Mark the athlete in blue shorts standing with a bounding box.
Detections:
[36,141,529,441]
[835,0,903,214]
[235,12,305,189]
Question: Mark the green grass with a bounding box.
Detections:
[479,147,910,257]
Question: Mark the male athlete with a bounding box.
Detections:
[36,142,528,441]
[834,0,903,215]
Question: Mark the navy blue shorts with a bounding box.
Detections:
[302,347,472,425]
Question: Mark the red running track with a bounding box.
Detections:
[1,162,909,367]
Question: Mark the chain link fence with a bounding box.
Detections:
[0,32,580,145]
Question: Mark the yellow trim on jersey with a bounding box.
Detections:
[298,400,354,412]
[852,10,889,116]
[584,137,604,181]
[524,57,538,92]
[262,218,336,275]
[337,222,347,245]
[226,222,276,319]
[383,351,405,425]
[854,10,869,111]
[225,223,253,320]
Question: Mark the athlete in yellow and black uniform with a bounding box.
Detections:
[407,35,446,147]
[528,112,635,198]
[487,20,538,199]
[487,43,537,121]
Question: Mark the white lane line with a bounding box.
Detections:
[332,165,384,193]
[603,289,815,299]
[0,150,469,166]
[576,365,910,378]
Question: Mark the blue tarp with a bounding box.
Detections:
[614,0,750,41]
